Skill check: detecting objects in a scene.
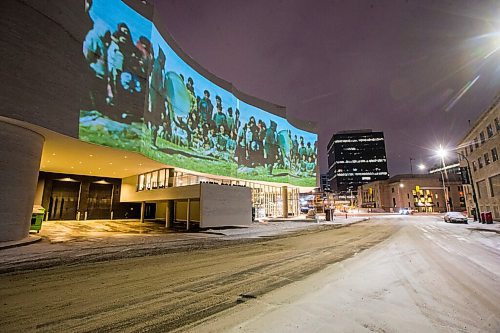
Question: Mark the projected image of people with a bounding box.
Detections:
[80,0,317,186]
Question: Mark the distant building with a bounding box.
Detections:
[327,130,389,196]
[320,174,331,193]
[428,161,460,176]
[456,93,500,220]
[358,174,465,213]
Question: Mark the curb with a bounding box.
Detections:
[467,227,500,234]
[0,235,42,250]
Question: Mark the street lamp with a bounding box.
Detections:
[435,146,481,222]
[418,164,426,171]
[436,145,451,212]
[454,150,482,222]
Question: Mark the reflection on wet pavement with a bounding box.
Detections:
[38,220,173,243]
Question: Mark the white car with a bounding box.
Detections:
[443,212,468,224]
[399,208,413,215]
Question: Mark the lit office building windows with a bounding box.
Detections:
[327,130,389,195]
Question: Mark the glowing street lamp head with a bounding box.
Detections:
[418,164,426,170]
[436,145,448,159]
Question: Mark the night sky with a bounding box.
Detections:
[155,0,500,176]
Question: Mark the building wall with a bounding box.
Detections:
[328,130,389,194]
[457,94,500,220]
[358,175,464,213]
[37,172,139,220]
[0,1,86,138]
[120,176,201,202]
[200,183,252,227]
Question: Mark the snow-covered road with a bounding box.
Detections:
[186,216,500,333]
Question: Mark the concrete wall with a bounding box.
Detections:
[0,121,44,242]
[120,176,201,202]
[200,183,252,228]
[0,1,86,138]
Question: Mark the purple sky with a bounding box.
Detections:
[155,0,500,175]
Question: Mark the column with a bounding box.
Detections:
[281,186,288,218]
[186,198,191,231]
[140,201,145,222]
[165,200,174,228]
[0,120,44,242]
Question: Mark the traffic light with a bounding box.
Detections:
[460,167,470,184]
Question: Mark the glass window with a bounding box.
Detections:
[474,138,479,148]
[490,174,500,197]
[469,142,474,152]
[477,180,487,199]
[492,147,498,162]
[138,174,145,191]
[151,170,159,189]
[484,153,490,165]
[158,169,166,188]
[464,148,468,157]
[478,157,483,169]
[487,124,494,138]
[472,161,477,172]
[496,117,500,131]
[480,131,485,144]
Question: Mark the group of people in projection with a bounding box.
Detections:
[82,0,317,177]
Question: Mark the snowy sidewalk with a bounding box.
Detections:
[0,217,367,273]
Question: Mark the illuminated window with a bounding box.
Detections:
[484,153,490,165]
[151,170,158,189]
[138,174,145,191]
[472,161,477,172]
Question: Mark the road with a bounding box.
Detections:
[184,216,500,333]
[1,216,499,332]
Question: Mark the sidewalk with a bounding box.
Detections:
[0,217,368,274]
[466,220,500,234]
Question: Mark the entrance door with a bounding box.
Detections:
[49,180,80,220]
[144,203,156,219]
[87,183,113,220]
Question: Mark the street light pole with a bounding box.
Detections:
[455,151,482,223]
[439,145,451,212]
[409,157,414,177]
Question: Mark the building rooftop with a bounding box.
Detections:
[387,173,461,183]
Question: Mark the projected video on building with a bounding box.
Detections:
[80,0,317,186]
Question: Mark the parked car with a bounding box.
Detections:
[399,208,413,215]
[443,212,468,224]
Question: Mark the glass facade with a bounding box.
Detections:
[136,168,299,217]
[327,131,389,194]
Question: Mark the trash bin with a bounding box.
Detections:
[325,209,331,221]
[30,205,45,233]
[485,212,493,224]
[480,212,486,224]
